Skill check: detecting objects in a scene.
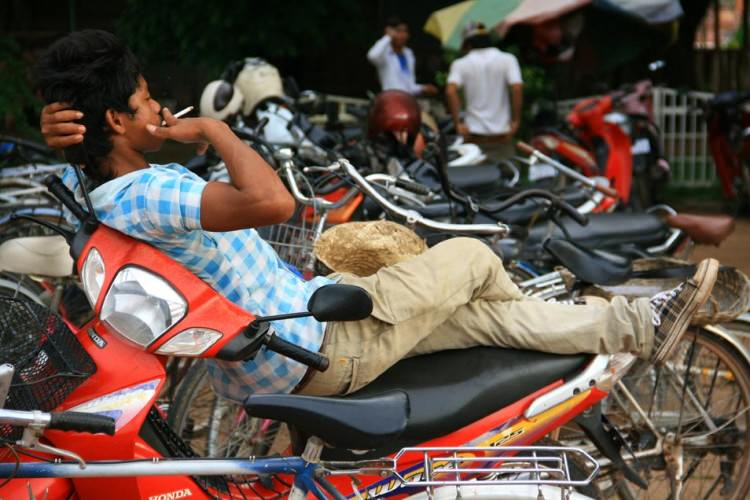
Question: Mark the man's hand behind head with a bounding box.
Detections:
[40,102,85,149]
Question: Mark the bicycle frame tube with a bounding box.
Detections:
[0,457,339,499]
[0,456,309,479]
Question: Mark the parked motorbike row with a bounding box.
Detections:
[1,57,750,499]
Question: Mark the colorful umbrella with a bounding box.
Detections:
[424,0,591,50]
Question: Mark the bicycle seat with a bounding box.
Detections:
[248,347,588,456]
[543,238,632,285]
[0,235,73,277]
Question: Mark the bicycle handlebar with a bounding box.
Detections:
[275,148,360,210]
[43,175,89,222]
[330,159,508,236]
[49,411,116,435]
[0,408,115,435]
[516,141,619,199]
[484,188,589,226]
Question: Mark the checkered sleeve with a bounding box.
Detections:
[140,168,206,234]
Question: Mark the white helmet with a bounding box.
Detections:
[199,80,243,121]
[235,58,284,116]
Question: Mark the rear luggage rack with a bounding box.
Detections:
[392,446,598,488]
[322,445,599,498]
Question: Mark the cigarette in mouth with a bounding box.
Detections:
[161,105,194,126]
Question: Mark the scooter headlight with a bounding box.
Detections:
[100,266,186,347]
[81,248,106,307]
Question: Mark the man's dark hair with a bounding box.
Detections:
[464,34,493,50]
[36,30,141,184]
[385,16,407,29]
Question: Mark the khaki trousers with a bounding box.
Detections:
[298,238,654,396]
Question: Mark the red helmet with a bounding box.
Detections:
[368,90,421,145]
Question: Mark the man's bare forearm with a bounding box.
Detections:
[446,84,462,126]
[510,84,523,126]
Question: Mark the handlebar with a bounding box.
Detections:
[43,175,89,222]
[333,159,509,236]
[49,411,116,435]
[484,189,589,226]
[0,408,115,435]
[265,333,329,372]
[516,141,619,199]
[276,150,360,211]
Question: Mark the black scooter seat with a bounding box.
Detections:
[544,238,632,285]
[524,212,669,253]
[446,164,503,194]
[246,347,589,455]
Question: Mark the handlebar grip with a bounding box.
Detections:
[394,178,431,195]
[49,411,116,435]
[516,141,536,156]
[554,199,589,226]
[265,334,330,372]
[43,175,89,222]
[594,182,619,199]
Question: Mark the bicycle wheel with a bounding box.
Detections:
[168,360,286,457]
[594,327,750,499]
[0,272,45,303]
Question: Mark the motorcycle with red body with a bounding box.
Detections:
[532,80,670,210]
[1,162,749,499]
[704,90,750,211]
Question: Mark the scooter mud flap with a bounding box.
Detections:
[575,403,648,489]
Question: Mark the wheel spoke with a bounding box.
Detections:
[595,330,750,498]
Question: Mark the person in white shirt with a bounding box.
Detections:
[367,17,438,97]
[446,22,523,160]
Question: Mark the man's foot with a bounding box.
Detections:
[649,258,719,364]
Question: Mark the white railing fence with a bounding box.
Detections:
[557,87,716,188]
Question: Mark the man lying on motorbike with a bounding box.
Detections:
[37,30,718,403]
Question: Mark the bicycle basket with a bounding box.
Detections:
[0,297,95,440]
[259,222,316,270]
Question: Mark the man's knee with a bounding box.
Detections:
[445,237,502,268]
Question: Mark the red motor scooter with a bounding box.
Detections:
[532,80,669,210]
[1,163,748,499]
[704,90,750,211]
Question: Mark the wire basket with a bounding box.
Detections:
[0,297,96,440]
[259,222,317,271]
[586,257,750,325]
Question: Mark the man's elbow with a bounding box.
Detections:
[270,191,296,223]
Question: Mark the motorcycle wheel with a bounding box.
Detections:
[585,327,750,499]
[168,360,285,457]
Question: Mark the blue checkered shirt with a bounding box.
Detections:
[62,164,332,403]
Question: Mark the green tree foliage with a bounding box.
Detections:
[116,0,366,73]
[0,36,42,138]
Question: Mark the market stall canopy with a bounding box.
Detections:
[424,0,682,50]
[597,0,684,25]
[424,0,592,50]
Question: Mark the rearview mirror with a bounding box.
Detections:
[307,284,373,322]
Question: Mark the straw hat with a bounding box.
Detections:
[314,220,427,276]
